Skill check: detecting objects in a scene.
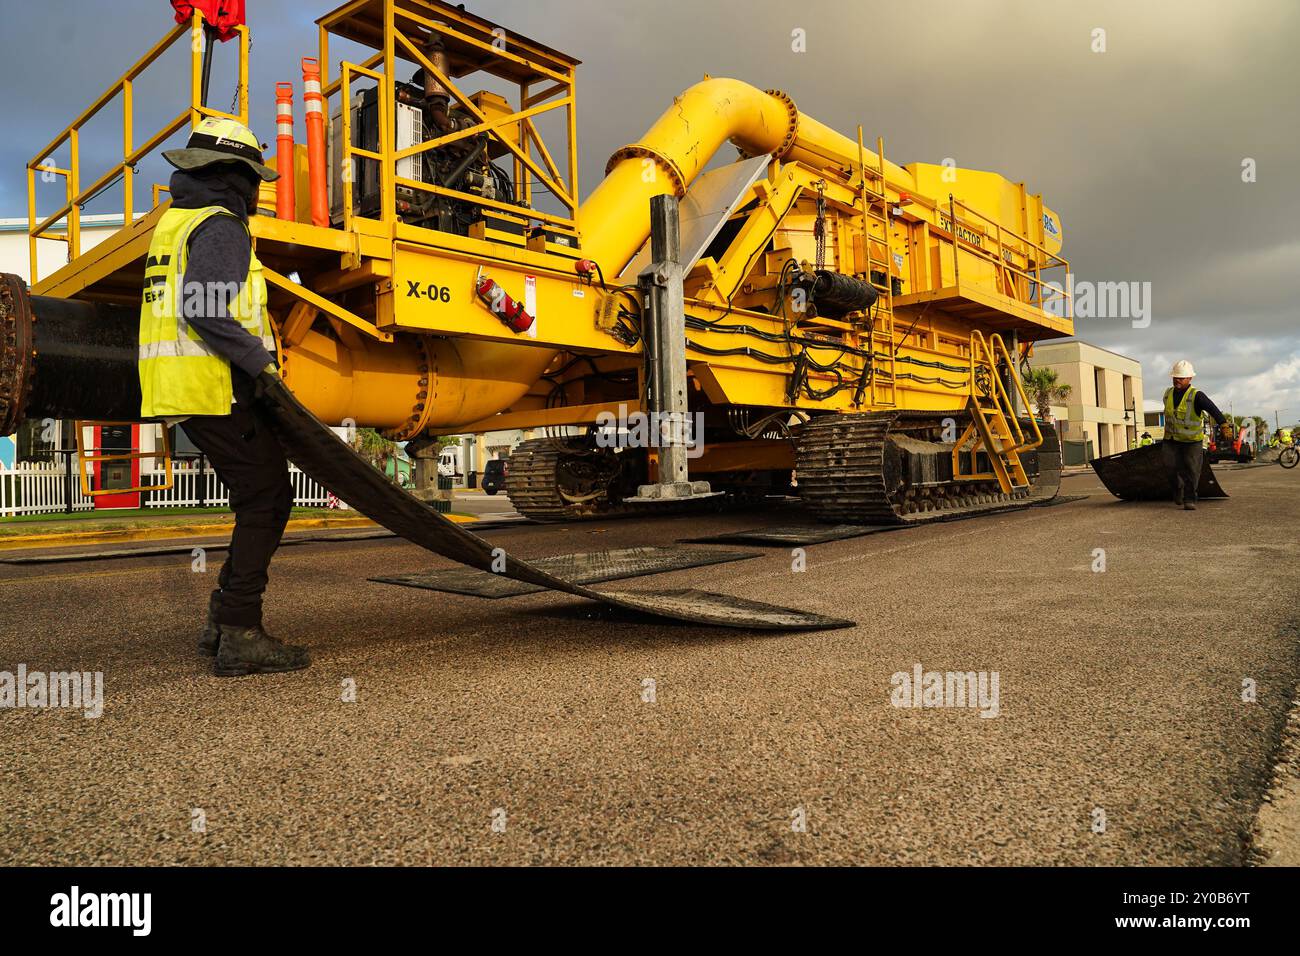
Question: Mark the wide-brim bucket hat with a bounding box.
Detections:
[163,116,279,182]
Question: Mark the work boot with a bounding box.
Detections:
[1173,492,1184,508]
[1183,501,1197,511]
[213,624,311,677]
[198,593,221,657]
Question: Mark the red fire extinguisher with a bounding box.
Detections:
[475,274,534,333]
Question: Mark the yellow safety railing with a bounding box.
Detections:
[317,0,580,239]
[26,9,248,280]
[854,125,898,408]
[840,142,1070,323]
[946,197,1071,319]
[336,59,392,238]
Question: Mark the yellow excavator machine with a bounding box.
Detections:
[1,0,1073,528]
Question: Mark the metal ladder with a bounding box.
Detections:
[856,127,897,407]
[951,331,1043,494]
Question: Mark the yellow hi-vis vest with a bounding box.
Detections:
[138,206,272,418]
[1163,386,1203,443]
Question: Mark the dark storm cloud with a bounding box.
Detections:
[2,0,1296,417]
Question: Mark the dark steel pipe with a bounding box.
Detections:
[0,273,140,434]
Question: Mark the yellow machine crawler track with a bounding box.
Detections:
[796,411,1061,524]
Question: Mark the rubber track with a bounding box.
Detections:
[505,438,636,522]
[503,439,573,521]
[506,437,719,523]
[256,379,852,631]
[796,410,1062,525]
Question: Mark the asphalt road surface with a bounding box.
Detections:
[2,467,1297,865]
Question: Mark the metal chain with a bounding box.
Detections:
[230,31,251,117]
[813,180,827,272]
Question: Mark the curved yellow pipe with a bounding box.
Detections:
[578,78,918,274]
[423,339,554,428]
[579,78,792,272]
[282,328,424,430]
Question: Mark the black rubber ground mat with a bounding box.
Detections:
[371,546,760,598]
[1091,444,1228,500]
[253,378,852,631]
[678,524,907,546]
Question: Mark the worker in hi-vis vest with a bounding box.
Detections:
[1139,432,1153,446]
[1161,360,1230,511]
[140,117,309,677]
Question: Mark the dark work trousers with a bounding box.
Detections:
[1161,439,1205,503]
[180,377,293,627]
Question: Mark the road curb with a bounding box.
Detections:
[0,512,477,552]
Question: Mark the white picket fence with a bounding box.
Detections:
[140,463,335,509]
[0,459,337,516]
[0,460,95,517]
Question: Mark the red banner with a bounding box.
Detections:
[171,1,246,42]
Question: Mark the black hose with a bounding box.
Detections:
[443,134,488,191]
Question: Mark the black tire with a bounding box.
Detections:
[1280,446,1300,469]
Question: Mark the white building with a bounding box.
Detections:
[454,428,533,486]
[0,214,138,284]
[1032,340,1145,459]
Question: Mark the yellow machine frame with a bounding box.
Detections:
[318,0,581,243]
[24,0,1076,492]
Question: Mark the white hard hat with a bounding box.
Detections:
[1171,359,1196,378]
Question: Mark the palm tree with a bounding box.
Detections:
[1021,367,1072,422]
[352,427,400,483]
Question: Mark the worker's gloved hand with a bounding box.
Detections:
[253,363,281,402]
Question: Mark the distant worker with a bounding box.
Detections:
[1161,360,1230,511]
[1139,431,1153,446]
[139,117,310,676]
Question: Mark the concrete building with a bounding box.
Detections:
[1032,341,1144,459]
[0,214,138,284]
[1143,411,1166,442]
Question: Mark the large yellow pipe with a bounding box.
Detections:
[282,328,554,433]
